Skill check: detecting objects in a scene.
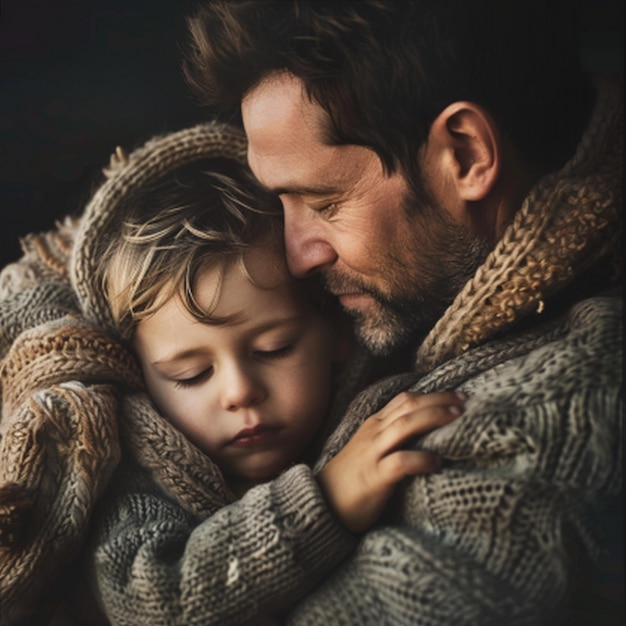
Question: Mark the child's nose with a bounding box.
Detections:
[220,363,266,411]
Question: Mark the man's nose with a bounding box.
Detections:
[220,363,266,411]
[283,202,337,278]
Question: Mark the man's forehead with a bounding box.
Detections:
[242,71,377,195]
[242,72,325,150]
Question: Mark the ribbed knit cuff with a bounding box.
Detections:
[268,464,357,578]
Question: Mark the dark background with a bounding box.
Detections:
[0,0,623,269]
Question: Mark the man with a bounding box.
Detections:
[182,0,623,623]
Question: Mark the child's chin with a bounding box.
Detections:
[227,463,286,492]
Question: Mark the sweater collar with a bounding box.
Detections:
[415,77,623,375]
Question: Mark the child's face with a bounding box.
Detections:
[133,246,336,484]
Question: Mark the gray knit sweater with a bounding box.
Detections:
[0,79,622,625]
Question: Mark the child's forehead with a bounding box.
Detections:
[196,240,288,284]
[194,244,298,315]
[241,241,290,288]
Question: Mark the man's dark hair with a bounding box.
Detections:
[184,0,592,182]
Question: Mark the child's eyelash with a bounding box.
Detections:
[258,343,296,359]
[174,368,212,388]
[172,344,297,388]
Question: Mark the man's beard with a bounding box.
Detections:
[324,188,492,356]
[323,271,425,355]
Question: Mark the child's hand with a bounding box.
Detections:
[317,390,466,533]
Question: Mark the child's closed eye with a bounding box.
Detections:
[255,343,296,360]
[174,368,213,388]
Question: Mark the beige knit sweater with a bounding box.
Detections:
[0,79,622,625]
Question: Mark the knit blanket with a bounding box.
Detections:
[0,219,145,623]
[0,78,622,625]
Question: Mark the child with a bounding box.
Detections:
[71,122,464,625]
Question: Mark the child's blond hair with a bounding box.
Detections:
[100,157,282,334]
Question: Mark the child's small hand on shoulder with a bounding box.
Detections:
[316,390,466,533]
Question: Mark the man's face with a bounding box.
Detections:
[242,72,487,354]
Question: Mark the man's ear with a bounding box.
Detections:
[426,101,501,203]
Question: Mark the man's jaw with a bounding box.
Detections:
[322,271,428,356]
[323,272,376,303]
[323,274,401,354]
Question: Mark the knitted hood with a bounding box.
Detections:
[70,121,248,340]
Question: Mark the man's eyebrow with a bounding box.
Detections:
[262,183,340,197]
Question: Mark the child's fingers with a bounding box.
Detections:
[378,449,442,482]
[376,403,460,452]
[376,390,466,424]
[377,394,462,446]
[316,392,465,533]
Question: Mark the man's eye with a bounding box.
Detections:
[174,368,213,388]
[256,343,296,360]
[317,203,338,218]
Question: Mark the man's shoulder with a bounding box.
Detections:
[464,290,621,399]
[416,289,622,397]
[559,288,622,353]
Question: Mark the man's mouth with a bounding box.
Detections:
[331,290,375,312]
[324,274,373,307]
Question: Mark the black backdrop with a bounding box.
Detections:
[0,0,623,268]
[0,0,207,267]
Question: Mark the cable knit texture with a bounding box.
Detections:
[0,79,622,625]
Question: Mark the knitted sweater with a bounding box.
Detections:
[0,78,622,626]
